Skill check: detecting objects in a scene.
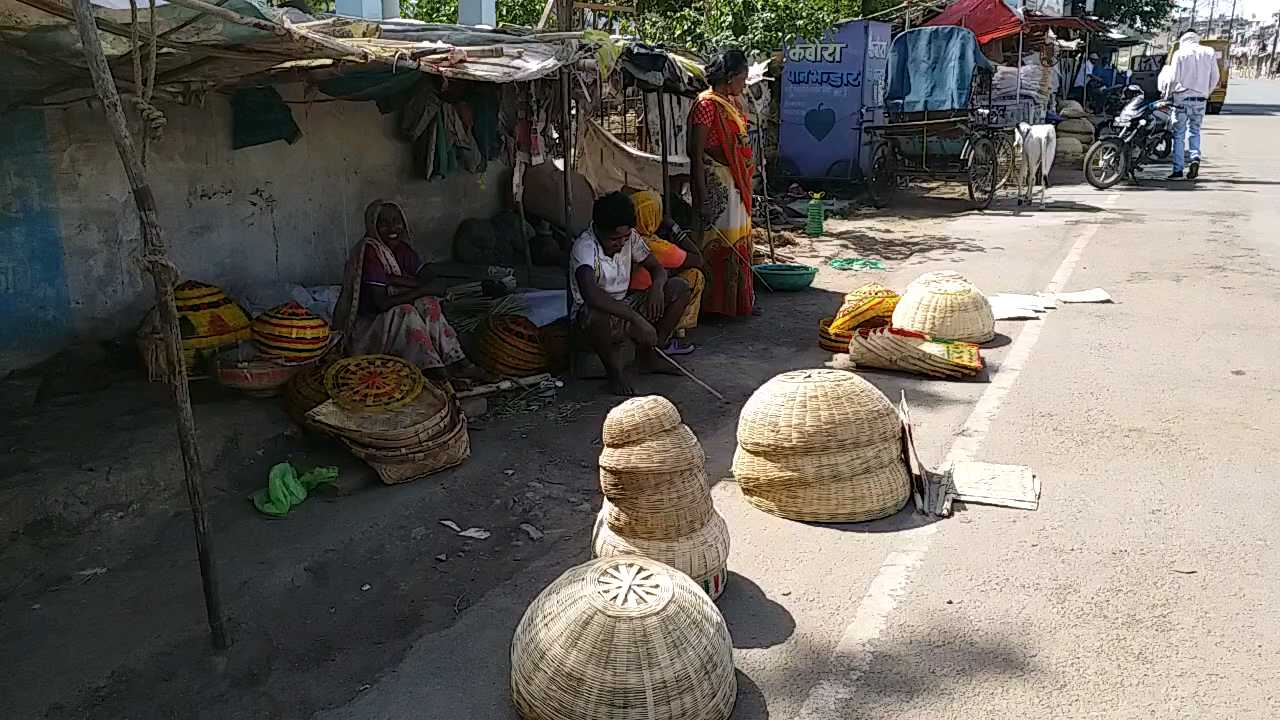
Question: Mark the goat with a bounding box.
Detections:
[1013,122,1056,209]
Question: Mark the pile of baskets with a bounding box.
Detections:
[510,555,736,720]
[732,369,910,523]
[818,282,900,353]
[591,396,731,599]
[304,355,469,484]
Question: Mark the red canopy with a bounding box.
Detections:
[924,0,1104,45]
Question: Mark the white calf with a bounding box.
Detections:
[1013,122,1056,209]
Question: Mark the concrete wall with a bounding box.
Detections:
[0,84,508,374]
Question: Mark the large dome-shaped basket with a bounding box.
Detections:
[891,274,995,344]
[510,556,736,720]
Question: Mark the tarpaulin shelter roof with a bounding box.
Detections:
[923,0,1105,45]
[0,0,585,108]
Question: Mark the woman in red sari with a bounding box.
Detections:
[689,49,755,317]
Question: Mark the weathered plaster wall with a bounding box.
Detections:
[0,85,507,374]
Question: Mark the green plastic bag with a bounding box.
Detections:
[251,463,339,517]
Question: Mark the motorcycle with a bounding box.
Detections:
[1084,94,1174,189]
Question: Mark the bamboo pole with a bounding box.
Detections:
[69,0,228,651]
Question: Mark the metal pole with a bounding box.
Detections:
[69,0,227,650]
[656,87,671,219]
[1224,0,1238,52]
[1207,0,1217,36]
[557,0,574,321]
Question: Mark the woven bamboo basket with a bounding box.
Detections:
[601,395,683,447]
[828,283,901,335]
[305,382,454,446]
[892,275,995,344]
[818,316,854,354]
[342,412,467,463]
[476,314,548,377]
[733,445,910,523]
[510,556,736,720]
[592,510,731,600]
[604,496,714,541]
[353,419,471,485]
[599,467,709,507]
[736,369,901,454]
[732,438,903,491]
[908,270,970,287]
[598,425,705,474]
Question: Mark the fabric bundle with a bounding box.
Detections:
[591,396,730,599]
[732,369,910,523]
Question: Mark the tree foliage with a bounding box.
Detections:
[400,0,902,54]
[1093,0,1177,33]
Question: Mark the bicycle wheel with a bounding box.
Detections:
[993,131,1016,190]
[867,143,897,208]
[967,136,997,209]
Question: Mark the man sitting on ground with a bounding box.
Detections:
[571,191,692,396]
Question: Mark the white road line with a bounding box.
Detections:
[794,196,1117,720]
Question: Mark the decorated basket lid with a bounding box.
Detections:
[252,301,331,361]
[169,280,252,365]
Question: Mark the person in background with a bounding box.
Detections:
[570,192,692,396]
[1160,31,1220,181]
[628,190,705,355]
[689,49,756,318]
[334,200,494,384]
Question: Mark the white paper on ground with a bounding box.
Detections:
[989,293,1050,320]
[949,461,1041,510]
[1055,288,1113,303]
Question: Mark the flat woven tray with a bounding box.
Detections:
[324,354,426,412]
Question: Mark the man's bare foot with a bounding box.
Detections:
[607,372,636,396]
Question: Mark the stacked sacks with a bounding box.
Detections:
[510,555,736,720]
[733,369,910,523]
[1055,101,1094,167]
[891,272,995,343]
[591,396,731,599]
[818,282,901,352]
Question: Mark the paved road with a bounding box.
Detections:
[323,80,1280,720]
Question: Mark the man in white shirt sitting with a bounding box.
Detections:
[1161,31,1220,180]
[570,191,692,396]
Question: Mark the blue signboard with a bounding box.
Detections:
[779,20,891,181]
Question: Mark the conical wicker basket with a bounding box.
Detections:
[908,270,970,287]
[599,467,709,508]
[604,496,714,541]
[602,395,683,447]
[598,425,705,473]
[732,442,910,523]
[892,275,995,344]
[736,369,901,454]
[510,556,736,720]
[592,510,731,600]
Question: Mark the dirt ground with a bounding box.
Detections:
[0,187,996,720]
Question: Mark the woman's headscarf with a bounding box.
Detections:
[630,190,663,239]
[337,198,406,351]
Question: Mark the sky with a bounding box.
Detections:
[1184,0,1279,21]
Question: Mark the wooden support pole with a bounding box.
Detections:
[69,0,228,651]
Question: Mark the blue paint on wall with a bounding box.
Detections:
[0,111,71,350]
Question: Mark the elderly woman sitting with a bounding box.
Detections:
[335,200,493,383]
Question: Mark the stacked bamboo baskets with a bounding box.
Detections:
[891,272,995,343]
[732,369,910,523]
[591,396,731,599]
[304,380,469,484]
[818,282,900,353]
[510,555,736,720]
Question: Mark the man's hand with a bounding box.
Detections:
[644,286,665,321]
[632,316,658,347]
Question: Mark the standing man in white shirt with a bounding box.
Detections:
[1161,31,1221,180]
[570,191,692,396]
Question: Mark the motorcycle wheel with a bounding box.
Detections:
[1084,139,1128,190]
[1148,134,1172,160]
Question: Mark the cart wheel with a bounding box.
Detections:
[993,132,1016,190]
[967,137,997,209]
[867,144,896,208]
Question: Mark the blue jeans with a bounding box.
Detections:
[1171,97,1206,173]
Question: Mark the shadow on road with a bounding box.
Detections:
[1223,103,1280,116]
[720,571,797,649]
[734,670,770,719]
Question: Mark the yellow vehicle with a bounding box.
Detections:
[1168,38,1229,114]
